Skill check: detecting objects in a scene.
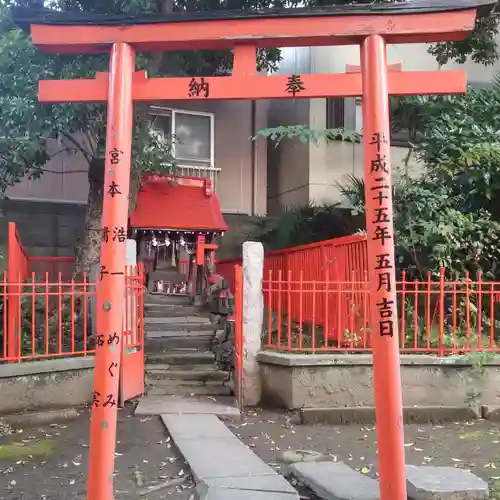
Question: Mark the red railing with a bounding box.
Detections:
[216,258,242,293]
[4,222,144,363]
[29,257,75,282]
[0,265,144,363]
[263,268,500,354]
[234,265,244,410]
[7,222,30,360]
[216,235,367,296]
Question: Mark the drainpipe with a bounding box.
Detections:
[250,100,257,216]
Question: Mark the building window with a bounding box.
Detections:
[326,98,345,128]
[149,107,215,166]
[389,97,422,147]
[353,98,422,147]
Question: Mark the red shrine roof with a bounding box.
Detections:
[130,175,228,233]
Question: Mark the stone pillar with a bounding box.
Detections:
[242,241,264,406]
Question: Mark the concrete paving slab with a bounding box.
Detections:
[406,465,489,500]
[200,486,296,500]
[172,437,276,479]
[202,475,298,495]
[290,461,380,500]
[135,395,239,416]
[163,414,299,500]
[161,414,237,440]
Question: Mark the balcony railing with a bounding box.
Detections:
[174,165,221,192]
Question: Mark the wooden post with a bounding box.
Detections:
[87,41,135,500]
[360,34,407,500]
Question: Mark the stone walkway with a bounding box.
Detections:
[162,413,298,500]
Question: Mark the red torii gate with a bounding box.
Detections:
[12,1,493,499]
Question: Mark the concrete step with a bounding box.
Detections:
[144,316,215,332]
[145,294,191,306]
[146,330,215,339]
[145,321,217,332]
[146,368,228,383]
[146,384,232,397]
[145,336,213,351]
[145,305,201,317]
[134,395,239,417]
[146,377,228,387]
[145,363,220,372]
[145,316,211,325]
[146,351,215,365]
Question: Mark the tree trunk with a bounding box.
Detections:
[73,159,105,280]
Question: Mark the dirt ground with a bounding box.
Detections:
[0,404,194,500]
[227,409,500,499]
[3,405,500,499]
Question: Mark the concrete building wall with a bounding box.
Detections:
[269,38,500,209]
[2,101,268,257]
[267,47,313,214]
[6,101,268,216]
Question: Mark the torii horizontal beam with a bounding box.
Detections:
[23,6,481,54]
[39,70,467,103]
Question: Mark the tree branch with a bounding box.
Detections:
[61,131,93,164]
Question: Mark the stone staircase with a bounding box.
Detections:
[144,291,233,398]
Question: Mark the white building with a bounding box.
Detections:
[267,38,500,213]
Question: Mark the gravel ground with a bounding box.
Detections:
[0,404,193,500]
[227,409,500,499]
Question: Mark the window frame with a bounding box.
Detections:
[353,98,422,147]
[149,106,215,166]
[326,97,345,129]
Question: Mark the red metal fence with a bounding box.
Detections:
[1,265,144,364]
[217,235,500,355]
[29,257,75,282]
[263,269,500,354]
[3,223,144,363]
[216,235,367,295]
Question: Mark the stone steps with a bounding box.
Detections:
[146,382,232,397]
[146,336,213,351]
[145,321,216,332]
[145,293,191,306]
[146,368,228,383]
[143,292,231,399]
[135,395,239,416]
[146,363,220,373]
[146,351,215,365]
[145,315,212,325]
[145,305,201,317]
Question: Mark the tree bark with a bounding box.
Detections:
[73,158,105,280]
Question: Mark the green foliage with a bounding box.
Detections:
[249,203,362,251]
[394,181,500,278]
[429,8,500,67]
[256,69,500,281]
[0,1,177,196]
[254,125,360,146]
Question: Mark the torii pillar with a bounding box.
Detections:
[15,1,492,499]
